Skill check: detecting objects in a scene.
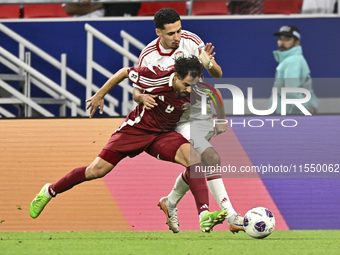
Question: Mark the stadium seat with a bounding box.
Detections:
[137,2,187,16]
[191,1,228,15]
[23,4,72,18]
[0,5,21,19]
[264,0,303,14]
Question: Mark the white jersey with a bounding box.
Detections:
[138,30,212,122]
[178,85,213,124]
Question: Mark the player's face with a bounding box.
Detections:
[277,35,300,51]
[156,21,182,50]
[173,74,199,98]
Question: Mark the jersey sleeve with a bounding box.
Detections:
[182,30,205,57]
[128,67,142,90]
[128,66,173,93]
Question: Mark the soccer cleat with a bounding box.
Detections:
[228,214,245,234]
[199,210,228,233]
[157,197,180,233]
[29,183,52,219]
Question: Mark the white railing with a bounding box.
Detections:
[0,47,81,103]
[0,78,54,117]
[85,23,145,116]
[0,47,80,117]
[0,23,84,117]
[120,30,145,66]
[0,106,16,118]
[120,30,145,115]
[0,22,146,117]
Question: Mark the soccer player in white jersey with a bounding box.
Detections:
[134,8,245,234]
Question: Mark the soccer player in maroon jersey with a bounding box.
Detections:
[135,8,244,234]
[29,56,227,233]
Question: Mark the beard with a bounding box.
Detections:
[178,92,189,98]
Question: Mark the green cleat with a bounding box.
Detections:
[199,210,228,233]
[29,183,52,219]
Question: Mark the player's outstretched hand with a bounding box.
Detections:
[203,43,216,59]
[199,44,215,70]
[86,95,104,118]
[140,94,158,110]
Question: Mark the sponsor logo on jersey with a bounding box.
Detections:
[129,70,139,83]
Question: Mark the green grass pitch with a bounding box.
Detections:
[1,230,339,255]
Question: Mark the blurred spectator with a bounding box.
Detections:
[63,0,141,18]
[269,25,318,115]
[264,0,303,14]
[301,0,338,14]
[63,0,104,18]
[228,0,264,14]
[103,2,141,17]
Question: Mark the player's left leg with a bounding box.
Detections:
[30,125,151,219]
[30,157,114,219]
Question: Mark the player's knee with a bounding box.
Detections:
[190,149,201,165]
[85,158,113,179]
[175,143,201,167]
[86,166,105,179]
[202,147,220,166]
[205,152,221,166]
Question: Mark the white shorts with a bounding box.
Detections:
[176,119,214,155]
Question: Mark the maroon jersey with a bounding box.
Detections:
[122,66,190,133]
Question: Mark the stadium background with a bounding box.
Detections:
[0,15,339,232]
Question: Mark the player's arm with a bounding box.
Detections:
[86,67,129,118]
[133,87,158,110]
[199,43,223,79]
[212,88,227,136]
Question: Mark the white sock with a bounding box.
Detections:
[199,210,208,220]
[168,173,190,206]
[44,185,52,198]
[207,178,236,216]
[226,213,237,225]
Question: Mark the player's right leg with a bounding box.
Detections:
[29,157,114,219]
[158,196,180,233]
[202,147,245,233]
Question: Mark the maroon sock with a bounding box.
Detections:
[48,166,87,197]
[187,163,209,214]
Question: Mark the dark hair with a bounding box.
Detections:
[174,55,203,81]
[154,8,181,29]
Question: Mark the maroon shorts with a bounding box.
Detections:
[98,125,189,166]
